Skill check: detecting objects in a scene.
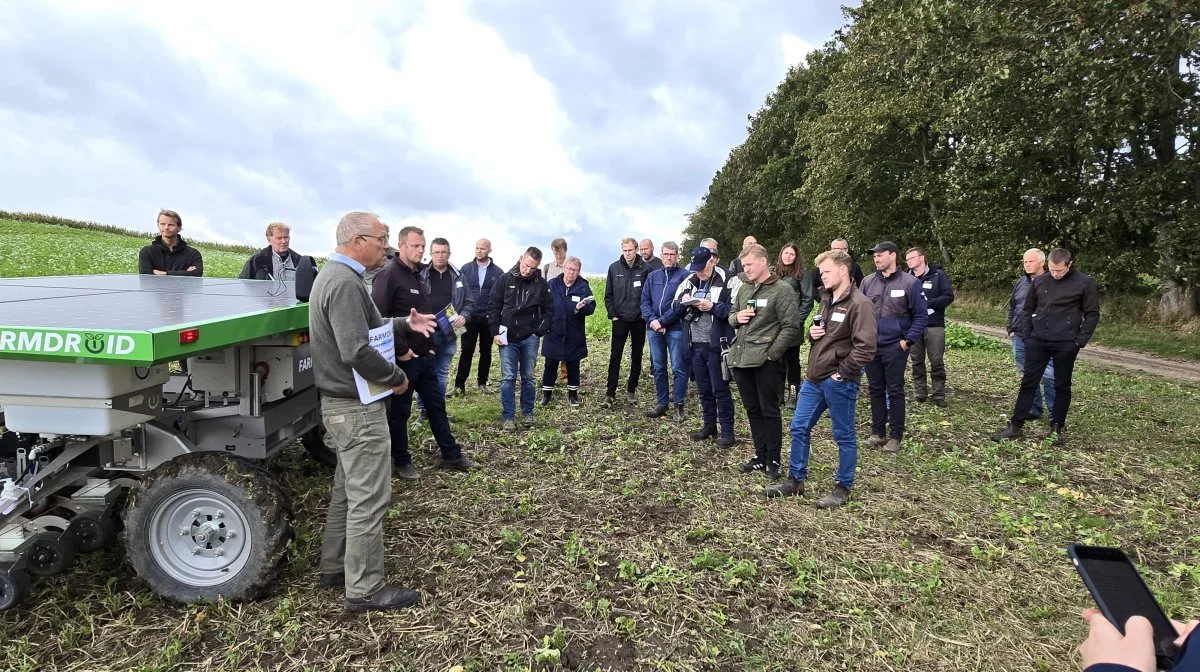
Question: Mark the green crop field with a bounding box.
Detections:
[1,216,1198,671]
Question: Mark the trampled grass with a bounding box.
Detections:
[1,328,1198,671]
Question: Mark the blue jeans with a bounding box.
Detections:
[1011,335,1055,418]
[788,377,860,487]
[416,334,457,411]
[648,328,688,406]
[500,335,539,420]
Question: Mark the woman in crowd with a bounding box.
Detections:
[776,243,815,410]
[540,256,595,407]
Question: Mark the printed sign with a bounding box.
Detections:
[0,327,151,361]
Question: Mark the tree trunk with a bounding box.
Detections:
[1158,277,1198,320]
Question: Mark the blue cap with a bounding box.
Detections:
[687,246,714,272]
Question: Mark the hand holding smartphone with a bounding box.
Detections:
[1068,544,1181,670]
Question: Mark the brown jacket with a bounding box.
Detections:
[807,284,877,382]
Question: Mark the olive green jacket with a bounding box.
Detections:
[726,274,803,368]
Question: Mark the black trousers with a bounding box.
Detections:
[783,345,802,388]
[1012,338,1079,427]
[455,316,493,388]
[866,341,908,440]
[542,359,581,389]
[732,360,786,466]
[606,318,645,395]
[389,355,462,466]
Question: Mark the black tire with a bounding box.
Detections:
[122,453,292,604]
[25,531,77,577]
[70,514,117,553]
[301,423,337,467]
[0,567,31,611]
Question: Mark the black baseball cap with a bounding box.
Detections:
[869,241,900,254]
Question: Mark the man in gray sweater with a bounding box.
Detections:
[310,211,437,613]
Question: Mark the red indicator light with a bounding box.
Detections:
[179,328,200,344]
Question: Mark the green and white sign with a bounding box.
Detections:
[0,327,153,362]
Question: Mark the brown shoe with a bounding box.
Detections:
[816,484,851,509]
[882,439,901,453]
[439,455,481,472]
[866,434,886,448]
[764,477,805,499]
[392,463,421,480]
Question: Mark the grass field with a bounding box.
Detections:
[1,216,1199,671]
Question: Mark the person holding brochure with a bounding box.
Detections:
[674,246,738,447]
[490,247,554,431]
[415,238,473,421]
[371,226,479,479]
[540,256,595,408]
[309,211,438,613]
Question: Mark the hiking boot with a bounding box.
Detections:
[392,463,421,481]
[478,384,492,394]
[604,394,616,407]
[522,414,535,428]
[672,403,685,422]
[816,484,851,509]
[539,390,553,407]
[716,431,736,449]
[626,391,637,406]
[882,438,901,453]
[439,455,481,472]
[502,419,517,432]
[450,386,465,399]
[991,422,1023,442]
[346,586,419,613]
[764,476,805,499]
[644,404,668,418]
[1048,423,1066,446]
[739,457,765,474]
[691,424,718,441]
[319,571,345,588]
[934,398,947,408]
[866,434,887,448]
[568,390,581,407]
[764,462,782,480]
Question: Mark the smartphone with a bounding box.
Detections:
[1067,544,1180,668]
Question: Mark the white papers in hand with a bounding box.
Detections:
[352,323,396,404]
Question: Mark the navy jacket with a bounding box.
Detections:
[860,269,929,347]
[462,258,504,322]
[911,263,955,328]
[542,277,596,361]
[640,264,689,330]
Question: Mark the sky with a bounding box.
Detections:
[0,0,851,273]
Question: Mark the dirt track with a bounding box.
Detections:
[962,322,1200,384]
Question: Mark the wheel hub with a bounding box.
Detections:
[148,490,253,587]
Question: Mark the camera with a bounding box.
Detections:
[682,306,702,323]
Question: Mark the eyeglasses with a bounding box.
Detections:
[357,233,388,243]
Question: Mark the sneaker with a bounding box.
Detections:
[690,424,717,441]
[764,477,805,499]
[716,431,736,449]
[319,571,345,588]
[764,463,782,480]
[672,403,685,422]
[539,390,552,407]
[392,463,421,481]
[866,434,887,448]
[933,398,947,408]
[346,586,419,613]
[990,422,1023,442]
[882,438,901,453]
[626,391,637,406]
[644,404,668,418]
[522,414,535,428]
[603,394,616,407]
[502,419,517,432]
[815,484,851,509]
[568,390,581,408]
[739,457,765,474]
[439,455,481,472]
[478,384,492,394]
[449,386,465,399]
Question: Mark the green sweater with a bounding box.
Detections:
[309,259,407,399]
[726,274,803,368]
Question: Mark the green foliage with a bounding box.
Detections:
[685,0,1200,318]
[944,322,1007,352]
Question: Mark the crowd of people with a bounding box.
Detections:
[137,210,1124,619]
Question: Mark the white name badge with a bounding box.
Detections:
[890,289,905,297]
[923,281,933,289]
[633,281,642,288]
[756,298,768,307]
[456,281,463,288]
[410,288,420,294]
[570,296,580,302]
[831,312,847,322]
[927,308,935,315]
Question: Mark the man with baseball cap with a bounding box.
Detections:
[858,241,928,453]
[674,246,738,447]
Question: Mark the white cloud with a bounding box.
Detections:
[781,33,816,67]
